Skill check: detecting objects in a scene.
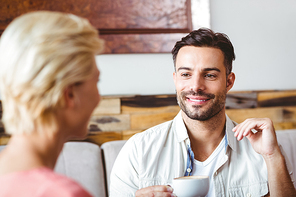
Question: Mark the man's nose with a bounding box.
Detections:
[190,75,205,92]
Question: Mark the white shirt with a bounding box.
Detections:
[192,136,226,197]
[110,111,294,197]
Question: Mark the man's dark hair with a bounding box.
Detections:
[172,28,235,75]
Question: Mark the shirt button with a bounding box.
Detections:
[247,193,251,197]
[187,168,191,173]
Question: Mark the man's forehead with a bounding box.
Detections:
[175,46,226,73]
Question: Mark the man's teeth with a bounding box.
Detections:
[189,98,207,102]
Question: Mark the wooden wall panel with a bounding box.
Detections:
[1,90,296,146]
[0,134,9,145]
[131,112,178,130]
[85,131,122,145]
[274,122,296,130]
[121,94,177,111]
[225,92,257,109]
[0,121,4,133]
[226,106,296,130]
[226,107,284,123]
[258,90,296,101]
[92,98,120,115]
[121,94,177,108]
[258,91,296,107]
[89,114,130,131]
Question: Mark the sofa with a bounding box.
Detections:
[0,129,295,197]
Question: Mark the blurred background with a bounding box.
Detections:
[97,0,296,96]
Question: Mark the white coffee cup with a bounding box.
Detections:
[172,175,209,197]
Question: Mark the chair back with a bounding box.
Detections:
[101,140,127,195]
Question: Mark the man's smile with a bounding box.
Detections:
[186,96,211,105]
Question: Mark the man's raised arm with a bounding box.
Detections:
[233,118,296,197]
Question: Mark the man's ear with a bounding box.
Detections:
[63,85,75,108]
[226,72,235,93]
[173,72,177,86]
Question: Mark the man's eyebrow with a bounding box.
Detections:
[177,67,192,72]
[203,67,221,72]
[177,67,221,72]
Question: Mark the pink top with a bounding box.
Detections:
[0,167,92,197]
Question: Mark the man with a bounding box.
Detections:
[110,28,295,196]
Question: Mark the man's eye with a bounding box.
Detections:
[205,74,216,78]
[181,73,190,77]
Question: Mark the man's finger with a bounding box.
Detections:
[135,185,174,196]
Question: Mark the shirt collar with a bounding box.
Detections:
[225,114,238,152]
[173,111,237,151]
[173,111,189,143]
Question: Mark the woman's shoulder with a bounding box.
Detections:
[0,167,92,197]
[35,168,93,196]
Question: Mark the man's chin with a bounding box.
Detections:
[182,108,213,121]
[187,114,209,121]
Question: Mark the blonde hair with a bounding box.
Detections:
[0,11,104,134]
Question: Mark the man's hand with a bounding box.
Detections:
[233,118,296,196]
[135,185,176,197]
[232,118,280,158]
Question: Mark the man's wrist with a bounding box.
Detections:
[262,146,284,164]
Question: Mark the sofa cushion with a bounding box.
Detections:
[276,129,296,188]
[101,140,127,195]
[55,141,106,197]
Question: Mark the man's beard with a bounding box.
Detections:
[176,90,226,121]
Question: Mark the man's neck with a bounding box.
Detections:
[181,109,226,162]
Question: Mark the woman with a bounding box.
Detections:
[0,11,104,196]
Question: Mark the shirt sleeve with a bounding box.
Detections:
[109,134,141,197]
